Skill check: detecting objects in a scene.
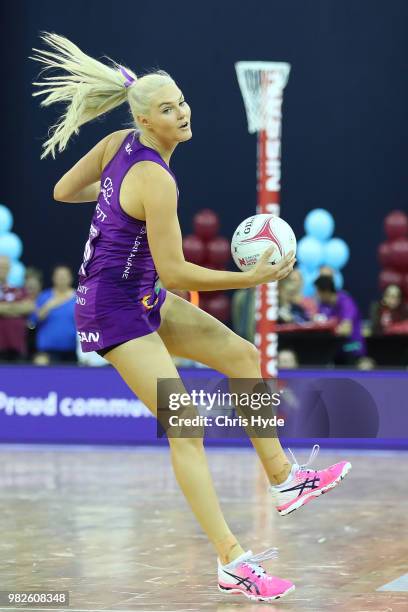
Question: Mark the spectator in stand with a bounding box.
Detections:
[319,265,335,278]
[314,275,366,365]
[370,284,408,334]
[24,267,44,359]
[279,269,317,321]
[278,349,299,369]
[34,264,77,363]
[279,276,310,324]
[356,356,376,370]
[25,267,43,300]
[0,255,35,361]
[231,288,256,342]
[32,352,51,366]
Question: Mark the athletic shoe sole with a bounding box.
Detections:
[278,462,352,516]
[218,583,295,602]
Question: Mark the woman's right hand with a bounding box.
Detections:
[249,246,296,286]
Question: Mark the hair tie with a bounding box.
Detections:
[119,66,136,89]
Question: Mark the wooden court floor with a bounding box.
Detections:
[0,445,407,611]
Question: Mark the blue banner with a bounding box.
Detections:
[0,366,407,448]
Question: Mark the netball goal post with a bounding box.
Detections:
[235,61,291,377]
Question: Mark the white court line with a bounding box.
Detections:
[377,573,408,591]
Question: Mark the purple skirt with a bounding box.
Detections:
[75,279,167,353]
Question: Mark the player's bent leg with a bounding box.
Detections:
[158,291,262,377]
[158,292,352,511]
[158,292,291,482]
[103,332,294,596]
[102,332,245,564]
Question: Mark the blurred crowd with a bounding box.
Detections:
[0,255,81,365]
[1,253,407,368]
[232,265,408,370]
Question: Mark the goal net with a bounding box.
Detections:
[235,61,291,377]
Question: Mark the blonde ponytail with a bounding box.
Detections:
[30,32,136,159]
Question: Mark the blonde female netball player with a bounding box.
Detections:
[31,33,351,602]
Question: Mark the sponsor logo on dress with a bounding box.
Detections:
[141,294,159,310]
[101,176,113,205]
[125,143,133,155]
[95,202,107,222]
[78,331,100,343]
[76,296,86,306]
[122,226,147,279]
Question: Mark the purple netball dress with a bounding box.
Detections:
[75,130,177,354]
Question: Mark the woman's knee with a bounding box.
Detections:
[168,435,204,454]
[229,339,261,372]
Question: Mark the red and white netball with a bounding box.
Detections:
[231,214,297,271]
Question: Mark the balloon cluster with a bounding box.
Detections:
[296,209,350,297]
[182,209,231,322]
[378,210,408,300]
[0,204,25,286]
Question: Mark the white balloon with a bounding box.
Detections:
[231,214,297,271]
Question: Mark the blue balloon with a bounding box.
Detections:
[299,266,318,297]
[7,260,26,287]
[323,238,350,270]
[0,205,13,235]
[0,232,23,260]
[297,236,325,271]
[302,280,315,298]
[333,270,344,290]
[304,209,335,241]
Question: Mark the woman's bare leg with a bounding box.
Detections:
[103,331,244,563]
[157,292,291,485]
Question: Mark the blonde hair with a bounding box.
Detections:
[30,32,175,159]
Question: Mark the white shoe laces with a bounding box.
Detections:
[242,547,279,579]
[288,444,320,472]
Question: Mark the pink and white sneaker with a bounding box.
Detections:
[218,548,295,602]
[270,445,352,516]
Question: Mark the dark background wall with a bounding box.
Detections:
[1,0,407,314]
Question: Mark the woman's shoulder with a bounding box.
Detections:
[122,161,176,212]
[101,129,135,169]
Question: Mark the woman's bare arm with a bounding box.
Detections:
[128,162,295,292]
[53,133,112,202]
